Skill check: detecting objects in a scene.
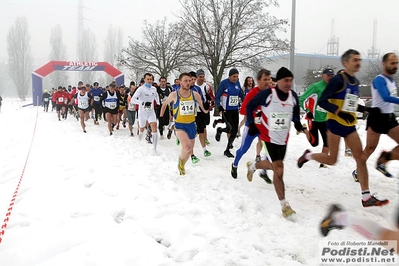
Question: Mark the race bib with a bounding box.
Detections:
[229,96,239,106]
[109,102,117,109]
[269,112,290,131]
[79,101,88,108]
[342,92,358,113]
[94,96,100,101]
[58,97,64,103]
[44,98,49,102]
[179,100,194,115]
[143,102,152,111]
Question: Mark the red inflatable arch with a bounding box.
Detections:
[31,61,124,106]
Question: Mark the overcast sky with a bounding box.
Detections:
[1,0,399,70]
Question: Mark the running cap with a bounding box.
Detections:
[322,68,334,75]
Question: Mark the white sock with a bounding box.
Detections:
[305,153,312,160]
[152,132,158,150]
[280,199,287,206]
[203,146,207,152]
[249,162,257,171]
[362,190,371,201]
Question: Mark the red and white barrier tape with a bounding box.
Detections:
[0,103,39,244]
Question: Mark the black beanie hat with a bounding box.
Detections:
[276,67,294,81]
[229,68,239,76]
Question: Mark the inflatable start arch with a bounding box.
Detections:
[31,61,124,106]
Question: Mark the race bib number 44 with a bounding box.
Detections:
[269,112,290,131]
[180,101,194,115]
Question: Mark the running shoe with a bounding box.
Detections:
[362,195,389,207]
[344,149,353,157]
[376,164,392,178]
[320,204,344,237]
[319,163,328,168]
[259,170,272,184]
[176,138,180,146]
[231,164,238,179]
[352,169,358,182]
[376,151,392,177]
[215,127,222,142]
[191,155,200,164]
[204,150,211,157]
[246,162,255,182]
[297,149,311,168]
[224,150,234,158]
[212,120,218,128]
[205,139,210,145]
[282,202,296,218]
[178,157,185,175]
[167,129,173,139]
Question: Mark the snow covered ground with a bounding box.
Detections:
[0,98,398,265]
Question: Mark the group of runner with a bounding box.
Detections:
[44,50,399,225]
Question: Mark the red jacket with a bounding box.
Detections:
[53,91,70,105]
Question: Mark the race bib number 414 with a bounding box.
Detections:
[180,101,194,115]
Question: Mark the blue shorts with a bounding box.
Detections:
[175,122,197,139]
[327,119,356,138]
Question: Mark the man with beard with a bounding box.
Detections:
[352,53,399,178]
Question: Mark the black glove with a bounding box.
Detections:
[218,106,224,112]
[337,111,355,123]
[305,112,314,119]
[366,106,381,114]
[248,123,259,136]
[294,121,305,132]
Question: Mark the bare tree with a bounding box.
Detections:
[178,0,289,93]
[7,16,33,100]
[119,18,189,79]
[302,65,336,89]
[78,28,98,83]
[49,24,69,88]
[103,26,124,85]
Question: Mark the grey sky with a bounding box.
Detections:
[1,0,399,69]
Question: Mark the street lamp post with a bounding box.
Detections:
[290,0,296,76]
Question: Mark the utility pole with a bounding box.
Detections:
[290,0,296,82]
[76,0,84,83]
